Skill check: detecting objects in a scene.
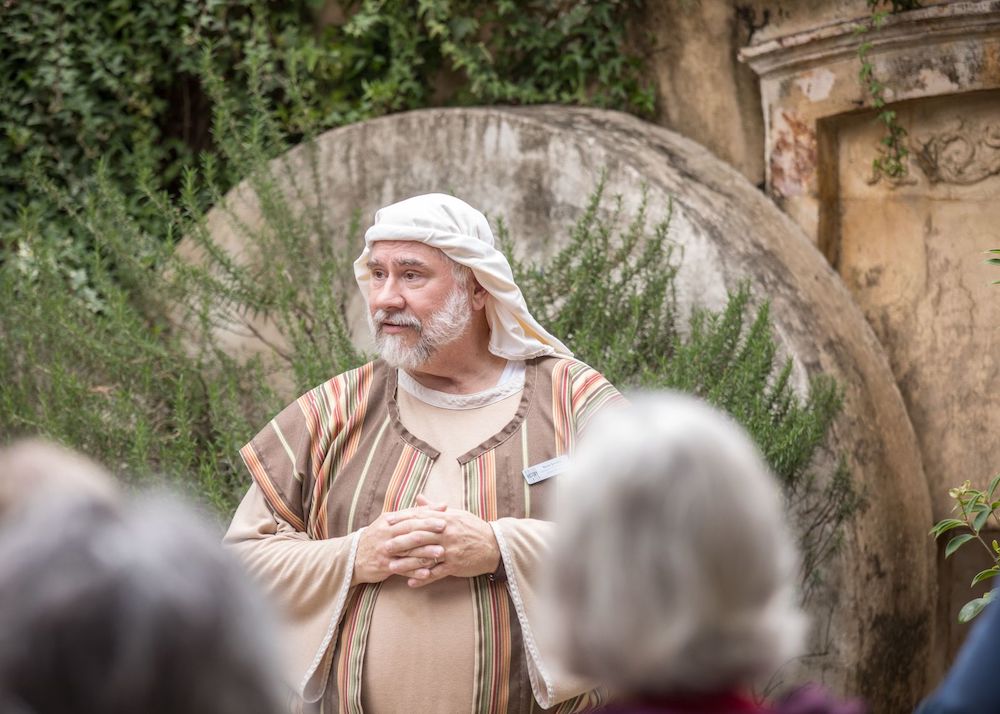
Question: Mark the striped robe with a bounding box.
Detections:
[233,356,622,713]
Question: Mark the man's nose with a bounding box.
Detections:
[371,277,405,311]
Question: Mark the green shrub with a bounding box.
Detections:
[2,99,860,592]
[1,33,855,568]
[0,168,273,512]
[505,183,862,591]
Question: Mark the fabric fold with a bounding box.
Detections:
[490,517,604,711]
[223,485,361,700]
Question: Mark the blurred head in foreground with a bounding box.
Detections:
[0,442,285,714]
[0,438,118,519]
[550,393,806,698]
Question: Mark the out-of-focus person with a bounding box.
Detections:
[0,440,287,714]
[915,596,1000,714]
[547,393,866,714]
[0,438,117,518]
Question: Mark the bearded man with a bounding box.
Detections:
[224,194,622,713]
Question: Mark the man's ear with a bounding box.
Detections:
[470,279,489,311]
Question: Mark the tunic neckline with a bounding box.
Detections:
[383,357,540,465]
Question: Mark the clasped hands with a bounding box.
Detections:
[352,494,500,588]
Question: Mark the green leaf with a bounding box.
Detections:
[972,567,1000,587]
[946,533,976,558]
[930,518,967,537]
[959,591,996,623]
[974,508,992,532]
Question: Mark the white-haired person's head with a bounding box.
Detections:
[0,439,118,520]
[0,493,287,714]
[549,392,807,699]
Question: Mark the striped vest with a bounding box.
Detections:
[242,356,621,713]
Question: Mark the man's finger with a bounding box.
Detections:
[407,564,447,588]
[385,507,445,526]
[387,517,446,537]
[389,556,438,573]
[415,494,448,511]
[383,506,426,525]
[384,530,445,555]
[397,544,444,560]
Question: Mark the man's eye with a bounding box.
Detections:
[372,270,385,280]
[404,272,419,280]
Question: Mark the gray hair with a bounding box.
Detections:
[450,259,473,288]
[0,439,118,519]
[0,494,287,714]
[549,392,806,696]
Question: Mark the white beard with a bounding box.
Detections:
[369,287,473,370]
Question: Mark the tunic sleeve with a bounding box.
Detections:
[224,483,362,703]
[489,517,603,711]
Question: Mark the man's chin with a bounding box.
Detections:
[374,336,432,370]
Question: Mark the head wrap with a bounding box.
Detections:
[354,193,572,360]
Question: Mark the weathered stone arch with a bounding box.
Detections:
[197,106,934,712]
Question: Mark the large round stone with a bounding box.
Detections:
[194,106,934,712]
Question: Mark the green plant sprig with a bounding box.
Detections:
[930,475,1000,622]
[853,0,921,182]
[986,248,1000,285]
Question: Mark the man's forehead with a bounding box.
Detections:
[368,240,449,265]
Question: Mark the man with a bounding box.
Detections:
[225,194,622,713]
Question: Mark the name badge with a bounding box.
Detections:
[522,455,569,485]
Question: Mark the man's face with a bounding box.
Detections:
[366,240,472,369]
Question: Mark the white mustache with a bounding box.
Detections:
[373,310,421,332]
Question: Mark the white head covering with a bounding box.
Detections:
[354,193,572,360]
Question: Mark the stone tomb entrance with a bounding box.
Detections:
[196,106,934,712]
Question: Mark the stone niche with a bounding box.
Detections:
[741,0,1000,671]
[192,106,934,713]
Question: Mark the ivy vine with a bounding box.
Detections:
[854,0,922,182]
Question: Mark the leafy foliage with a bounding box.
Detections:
[853,0,921,182]
[2,36,852,580]
[1,0,652,266]
[931,477,1000,622]
[1,168,272,512]
[0,61,363,512]
[987,248,1000,285]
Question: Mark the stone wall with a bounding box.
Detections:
[740,0,1000,666]
[193,106,935,713]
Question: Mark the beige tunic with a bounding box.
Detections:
[362,387,523,713]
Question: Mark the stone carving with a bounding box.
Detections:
[913,118,1000,185]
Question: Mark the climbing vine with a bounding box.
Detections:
[854,0,922,182]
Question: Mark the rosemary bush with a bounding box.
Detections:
[506,184,862,590]
[1,75,857,579]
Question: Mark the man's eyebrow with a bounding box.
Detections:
[366,257,430,269]
[393,257,429,268]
